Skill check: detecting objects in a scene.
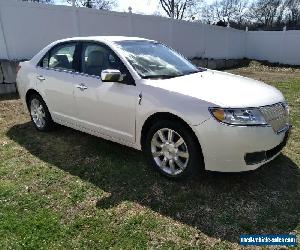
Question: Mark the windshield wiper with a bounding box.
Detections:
[142,74,183,79]
[183,68,207,76]
[183,70,201,75]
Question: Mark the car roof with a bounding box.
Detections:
[55,36,153,44]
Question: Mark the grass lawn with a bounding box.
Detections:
[0,61,299,249]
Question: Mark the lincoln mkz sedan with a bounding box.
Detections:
[16,36,291,179]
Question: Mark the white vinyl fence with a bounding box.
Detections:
[0,0,246,61]
[0,0,300,90]
[246,30,300,65]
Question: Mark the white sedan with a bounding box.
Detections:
[16,36,290,179]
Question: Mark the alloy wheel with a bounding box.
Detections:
[30,98,46,129]
[151,128,189,176]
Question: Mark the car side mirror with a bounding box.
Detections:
[101,69,123,82]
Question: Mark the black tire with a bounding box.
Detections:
[145,119,204,179]
[28,94,54,132]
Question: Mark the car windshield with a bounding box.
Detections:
[115,40,200,79]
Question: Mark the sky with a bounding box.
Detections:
[117,0,160,14]
[117,0,215,14]
[55,0,215,16]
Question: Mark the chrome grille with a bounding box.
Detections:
[260,103,289,133]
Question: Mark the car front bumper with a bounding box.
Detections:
[192,118,290,172]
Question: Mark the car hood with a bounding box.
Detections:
[142,70,285,108]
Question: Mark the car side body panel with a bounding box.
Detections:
[16,36,289,173]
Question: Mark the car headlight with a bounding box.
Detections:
[209,107,268,126]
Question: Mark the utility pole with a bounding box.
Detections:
[171,0,174,19]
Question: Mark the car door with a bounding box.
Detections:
[73,42,138,144]
[36,42,78,125]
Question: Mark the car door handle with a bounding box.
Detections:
[76,84,88,91]
[37,75,45,81]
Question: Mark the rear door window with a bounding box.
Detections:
[47,43,76,71]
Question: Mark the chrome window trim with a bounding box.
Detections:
[36,65,102,80]
[36,65,75,74]
[72,71,101,80]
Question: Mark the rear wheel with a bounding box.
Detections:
[28,94,54,131]
[145,120,203,179]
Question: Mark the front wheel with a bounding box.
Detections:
[145,120,203,179]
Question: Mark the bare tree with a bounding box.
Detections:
[159,0,202,19]
[285,0,300,25]
[66,0,116,10]
[21,0,53,3]
[201,0,249,25]
[247,0,283,27]
[233,0,249,24]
